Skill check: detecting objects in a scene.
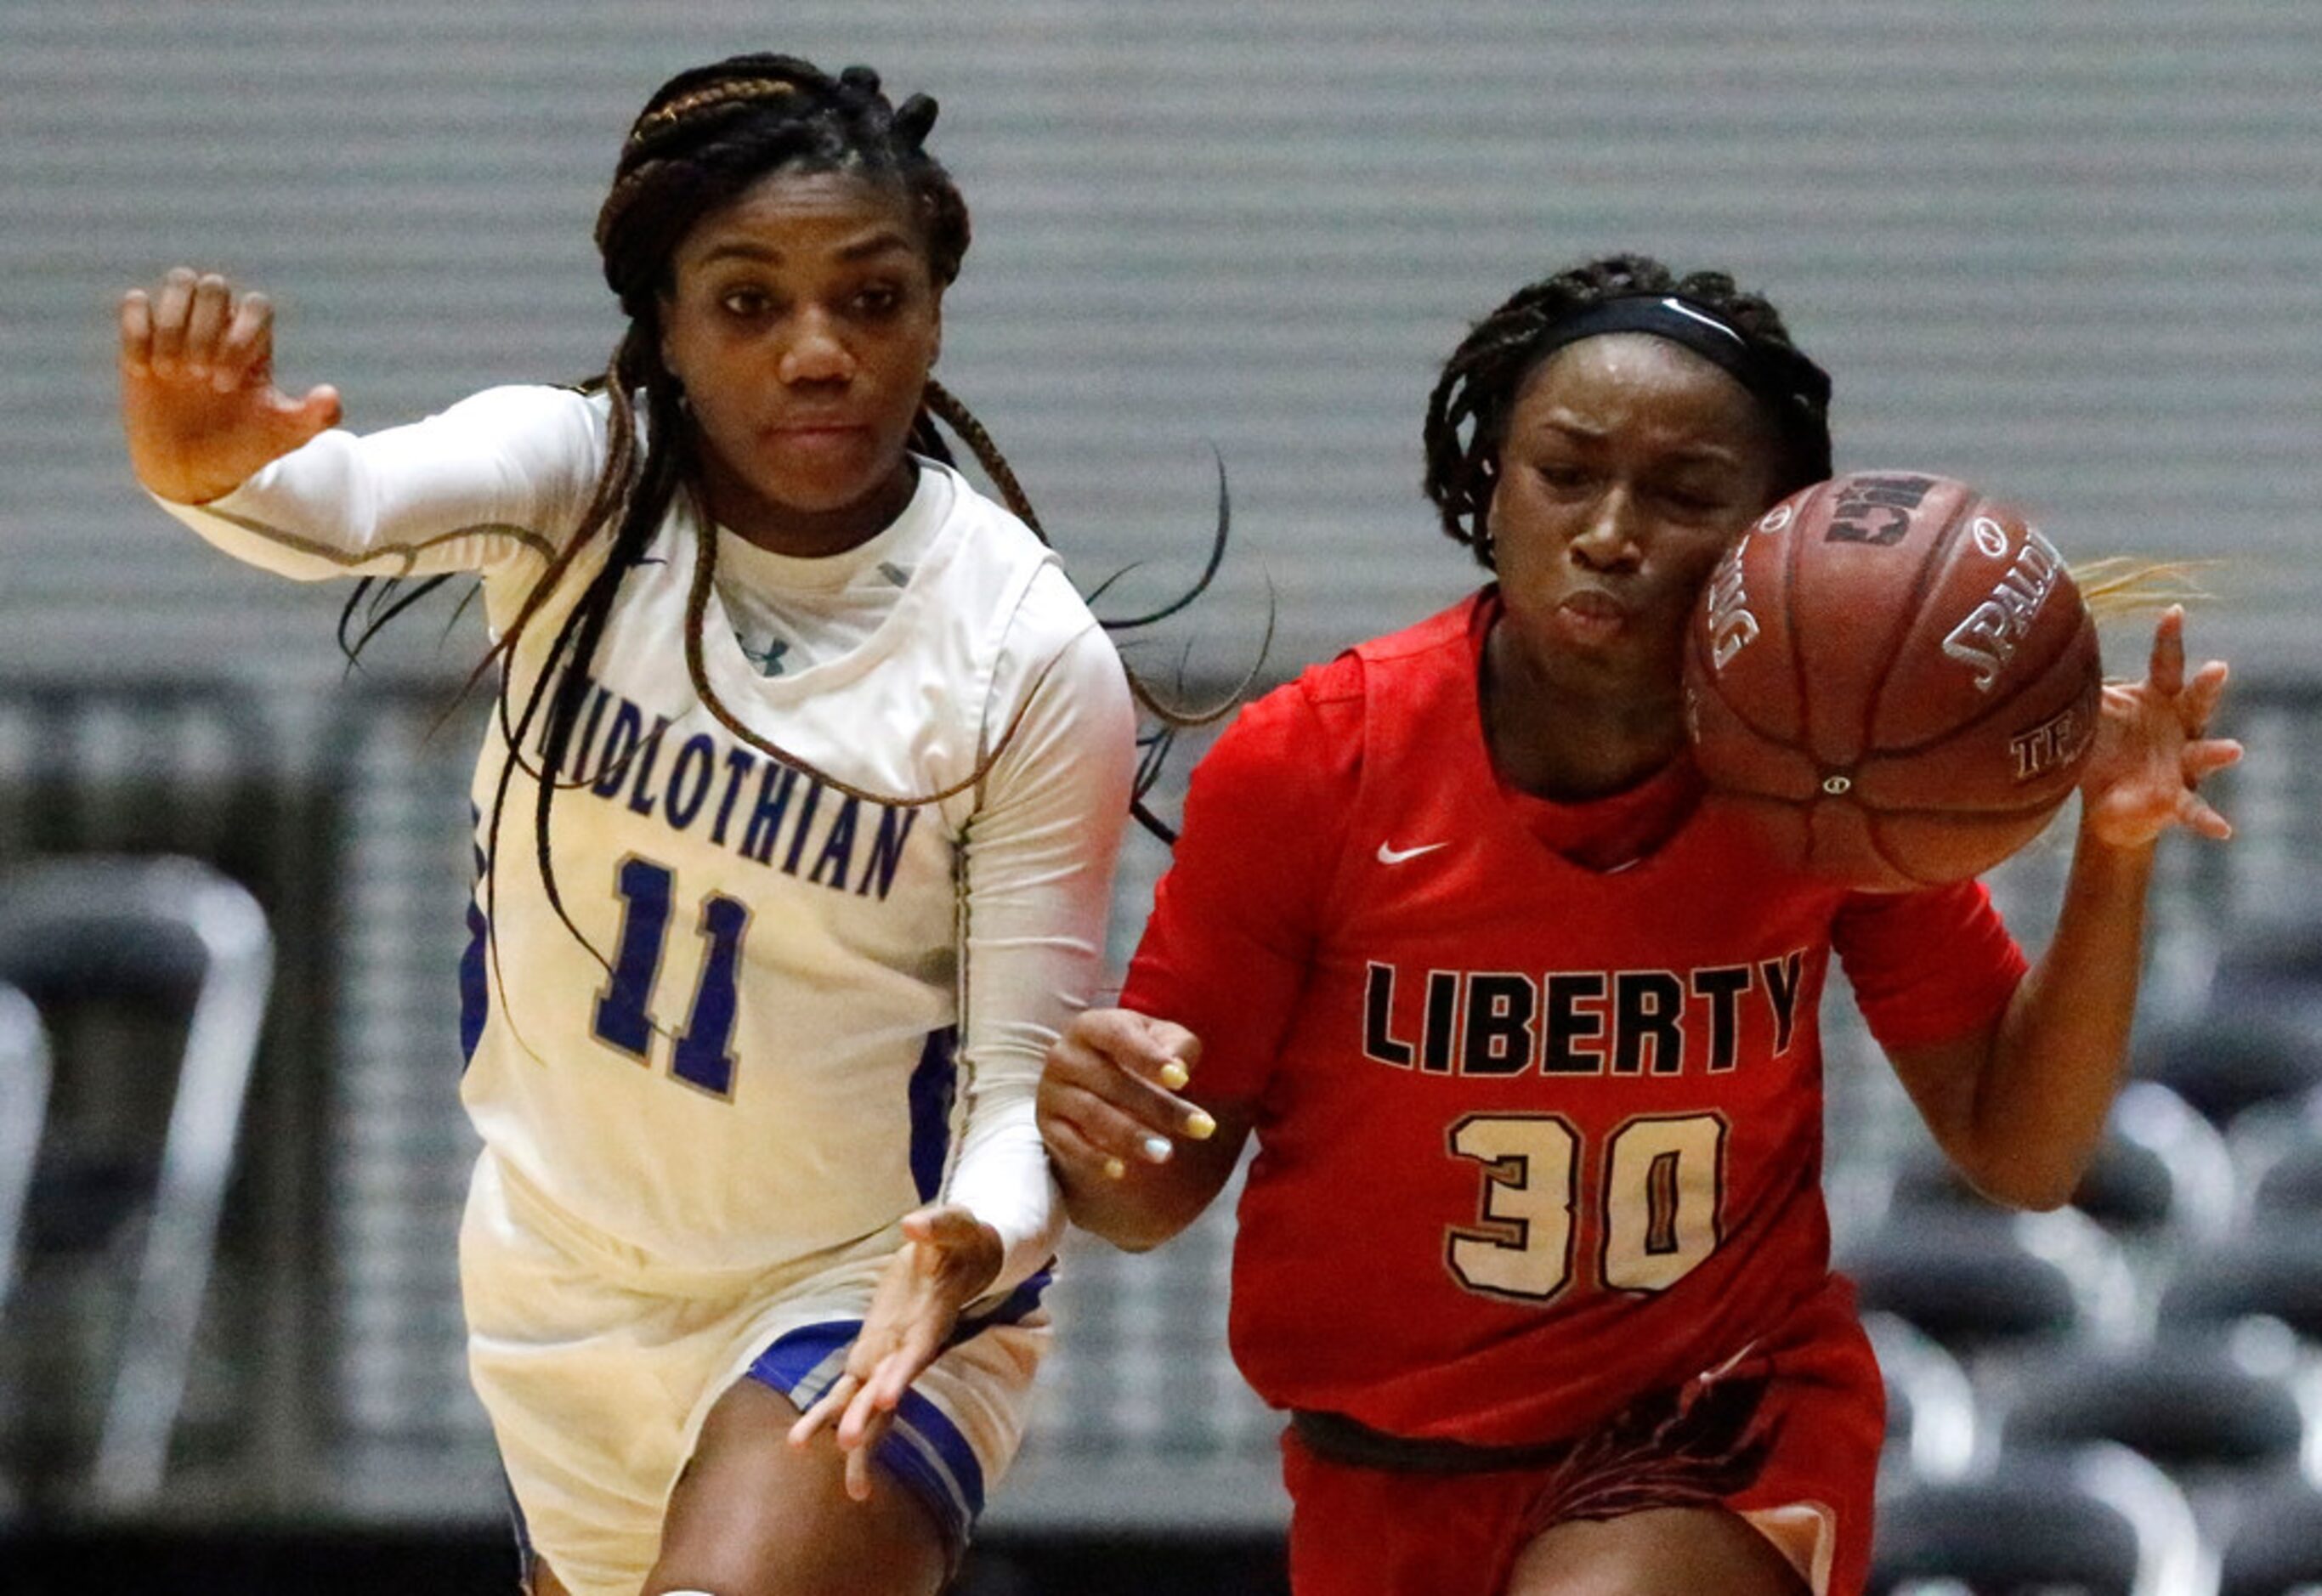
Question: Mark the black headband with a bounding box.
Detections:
[1527,293,1832,430]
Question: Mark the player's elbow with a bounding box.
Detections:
[1059,1184,1205,1254]
[1067,1203,1187,1254]
[1957,1146,2086,1213]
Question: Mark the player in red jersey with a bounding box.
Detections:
[1037,254,2240,1595]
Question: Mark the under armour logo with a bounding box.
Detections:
[740,637,790,677]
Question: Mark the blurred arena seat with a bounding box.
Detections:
[1999,1338,2308,1487]
[0,983,48,1321]
[2136,1014,2322,1130]
[2232,1086,2322,1214]
[0,982,48,1528]
[1839,1207,2138,1365]
[2206,917,2322,1034]
[1883,1081,2234,1242]
[2219,1474,2322,1596]
[2158,1231,2322,1344]
[1861,1312,1978,1482]
[2248,1136,2322,1220]
[0,857,272,1510]
[1868,1443,2208,1596]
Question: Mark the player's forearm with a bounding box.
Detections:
[152,385,592,582]
[1969,823,2156,1208]
[945,1092,1067,1296]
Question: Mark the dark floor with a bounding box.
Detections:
[0,1525,1291,1595]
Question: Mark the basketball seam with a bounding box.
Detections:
[1868,617,2099,761]
[1782,485,1815,757]
[1860,486,1980,762]
[1863,818,1940,888]
[1694,540,1793,748]
[1865,796,2067,890]
[1853,791,2081,821]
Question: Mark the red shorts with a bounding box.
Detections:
[1279,1278,1884,1596]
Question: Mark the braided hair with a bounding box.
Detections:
[333,53,1226,979]
[1422,253,1833,569]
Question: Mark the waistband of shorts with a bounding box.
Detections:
[484,1146,899,1295]
[1289,1409,1587,1475]
[1288,1324,1777,1480]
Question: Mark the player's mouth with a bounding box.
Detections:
[763,418,873,456]
[1553,587,1630,645]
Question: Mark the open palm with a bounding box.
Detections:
[2079,605,2240,848]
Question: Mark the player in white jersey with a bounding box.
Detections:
[118,54,1142,1596]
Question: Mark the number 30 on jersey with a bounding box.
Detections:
[1445,1112,1726,1300]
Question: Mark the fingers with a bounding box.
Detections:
[1045,1078,1215,1185]
[786,1371,857,1449]
[841,1347,926,1446]
[2180,659,2229,735]
[1041,1105,1133,1182]
[214,290,274,393]
[2183,738,2242,843]
[128,269,283,395]
[1068,1008,1203,1085]
[900,1204,982,1253]
[118,290,156,376]
[1041,1010,1215,1186]
[290,382,346,437]
[184,274,231,382]
[2185,738,2243,783]
[2145,604,2187,699]
[2179,788,2234,842]
[1045,1012,1214,1146]
[843,1417,886,1502]
[785,1369,898,1503]
[149,268,196,377]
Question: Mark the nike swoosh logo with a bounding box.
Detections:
[1376,840,1448,864]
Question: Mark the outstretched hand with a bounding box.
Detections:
[119,268,343,503]
[2079,605,2241,848]
[785,1205,1003,1502]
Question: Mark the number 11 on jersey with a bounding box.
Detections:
[592,855,752,1098]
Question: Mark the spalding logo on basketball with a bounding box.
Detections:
[1684,471,2103,891]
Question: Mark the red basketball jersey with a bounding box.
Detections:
[1123,593,2027,1446]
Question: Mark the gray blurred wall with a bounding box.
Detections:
[8,0,2319,684]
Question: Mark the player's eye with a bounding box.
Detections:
[849,282,903,317]
[717,286,775,319]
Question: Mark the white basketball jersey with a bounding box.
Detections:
[161,385,1133,1274]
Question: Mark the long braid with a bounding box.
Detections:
[923,377,1043,540]
[1422,252,1832,568]
[463,52,1229,997]
[343,53,1225,1011]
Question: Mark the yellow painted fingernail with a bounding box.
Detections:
[1102,1156,1126,1180]
[1184,1109,1217,1140]
[1158,1061,1190,1090]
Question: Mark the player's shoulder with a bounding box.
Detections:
[1273,591,1485,714]
[928,459,1045,553]
[1347,592,1484,670]
[931,462,1068,602]
[439,381,610,433]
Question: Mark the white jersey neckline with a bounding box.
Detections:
[685,457,978,706]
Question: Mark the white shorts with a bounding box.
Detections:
[458,1149,1051,1596]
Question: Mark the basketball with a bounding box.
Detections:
[1684,472,2104,891]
